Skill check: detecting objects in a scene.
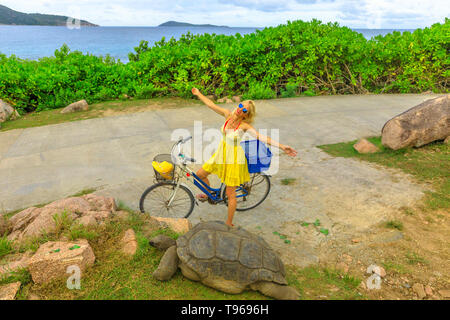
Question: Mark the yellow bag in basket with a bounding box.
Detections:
[152,161,174,180]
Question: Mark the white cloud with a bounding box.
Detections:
[338,0,449,28]
[0,0,448,27]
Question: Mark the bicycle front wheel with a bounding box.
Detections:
[139,182,195,219]
[222,173,271,211]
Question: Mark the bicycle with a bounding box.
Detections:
[139,136,271,219]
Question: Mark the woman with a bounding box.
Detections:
[191,88,297,227]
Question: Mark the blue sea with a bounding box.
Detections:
[0,26,416,63]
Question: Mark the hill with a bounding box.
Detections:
[158,20,229,28]
[0,4,98,26]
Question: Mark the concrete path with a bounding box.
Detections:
[0,94,439,266]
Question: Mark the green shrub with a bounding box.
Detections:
[0,18,448,114]
[301,89,317,96]
[280,83,298,98]
[134,83,167,99]
[242,82,277,100]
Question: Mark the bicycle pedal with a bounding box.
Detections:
[197,197,208,202]
[207,198,218,205]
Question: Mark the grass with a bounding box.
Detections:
[280,178,296,185]
[0,268,32,286]
[70,188,97,197]
[0,97,198,132]
[382,260,409,274]
[287,266,363,300]
[1,203,363,300]
[33,242,362,300]
[17,235,52,253]
[29,212,265,300]
[11,210,103,254]
[117,200,135,213]
[318,137,450,212]
[0,236,14,259]
[300,219,329,236]
[400,206,415,216]
[52,210,73,237]
[385,220,404,231]
[67,224,99,241]
[405,252,428,265]
[0,268,33,300]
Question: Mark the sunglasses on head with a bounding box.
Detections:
[238,103,248,113]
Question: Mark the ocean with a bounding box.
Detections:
[0,26,416,63]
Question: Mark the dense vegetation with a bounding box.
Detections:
[0,4,96,26]
[0,19,448,114]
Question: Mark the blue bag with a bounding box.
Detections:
[240,140,272,173]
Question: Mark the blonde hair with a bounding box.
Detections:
[243,100,256,124]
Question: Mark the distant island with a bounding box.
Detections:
[0,4,98,26]
[159,21,229,28]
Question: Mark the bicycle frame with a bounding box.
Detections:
[170,137,249,204]
[187,170,224,202]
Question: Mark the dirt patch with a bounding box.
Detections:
[272,202,450,300]
[238,149,448,299]
[0,97,200,132]
[99,103,169,117]
[96,98,198,118]
[311,138,450,299]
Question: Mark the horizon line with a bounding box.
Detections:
[0,24,422,30]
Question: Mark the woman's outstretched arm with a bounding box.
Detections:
[191,88,231,118]
[242,123,298,157]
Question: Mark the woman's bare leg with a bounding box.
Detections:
[225,186,237,226]
[196,168,210,199]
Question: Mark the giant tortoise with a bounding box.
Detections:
[149,220,299,300]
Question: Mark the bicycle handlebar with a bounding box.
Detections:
[171,136,196,164]
[181,136,192,143]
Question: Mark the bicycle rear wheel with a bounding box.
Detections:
[139,182,195,219]
[222,173,271,211]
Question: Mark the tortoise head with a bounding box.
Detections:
[149,234,177,251]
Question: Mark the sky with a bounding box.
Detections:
[2,0,448,28]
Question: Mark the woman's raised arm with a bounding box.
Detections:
[192,88,231,118]
[242,123,298,157]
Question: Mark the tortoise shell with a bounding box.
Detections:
[176,221,287,286]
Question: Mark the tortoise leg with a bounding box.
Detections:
[152,245,179,281]
[250,281,300,300]
[179,262,201,282]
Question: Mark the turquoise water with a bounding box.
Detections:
[0,26,415,62]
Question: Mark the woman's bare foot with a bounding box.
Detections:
[196,194,208,202]
[225,221,235,227]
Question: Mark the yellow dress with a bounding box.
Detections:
[202,120,250,187]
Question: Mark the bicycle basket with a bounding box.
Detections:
[240,140,272,173]
[152,154,175,182]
